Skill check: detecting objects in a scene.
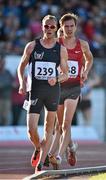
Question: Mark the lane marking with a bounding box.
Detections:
[23,165,106,179]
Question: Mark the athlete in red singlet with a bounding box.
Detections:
[60,38,83,86]
[49,13,93,169]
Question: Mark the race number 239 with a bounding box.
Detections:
[35,61,56,80]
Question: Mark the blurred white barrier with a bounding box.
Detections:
[0,125,99,141]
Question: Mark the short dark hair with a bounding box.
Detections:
[59,13,78,26]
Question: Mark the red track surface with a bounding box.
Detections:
[0,140,106,179]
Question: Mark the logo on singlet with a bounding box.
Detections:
[75,51,81,53]
[53,49,57,52]
[34,51,44,59]
[30,99,38,106]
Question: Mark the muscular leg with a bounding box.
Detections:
[38,111,56,164]
[27,113,41,149]
[57,97,79,157]
[49,105,64,155]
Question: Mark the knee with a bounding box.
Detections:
[55,123,62,134]
[62,120,70,132]
[45,120,55,135]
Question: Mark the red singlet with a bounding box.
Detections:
[59,38,83,87]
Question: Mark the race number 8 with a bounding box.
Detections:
[70,66,76,74]
[68,60,78,77]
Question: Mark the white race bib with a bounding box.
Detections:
[68,60,78,78]
[35,61,56,80]
[23,100,29,111]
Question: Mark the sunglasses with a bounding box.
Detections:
[44,24,56,29]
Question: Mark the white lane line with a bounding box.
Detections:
[23,165,106,179]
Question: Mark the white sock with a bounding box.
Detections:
[56,155,62,163]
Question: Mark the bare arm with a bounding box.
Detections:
[58,45,69,82]
[81,40,93,82]
[17,41,35,94]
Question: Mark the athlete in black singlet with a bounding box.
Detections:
[17,15,68,172]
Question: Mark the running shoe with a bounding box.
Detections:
[35,162,43,172]
[43,154,50,167]
[31,149,40,167]
[49,154,61,170]
[66,142,78,166]
[31,150,50,167]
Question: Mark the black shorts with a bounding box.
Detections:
[59,85,81,105]
[27,83,60,114]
